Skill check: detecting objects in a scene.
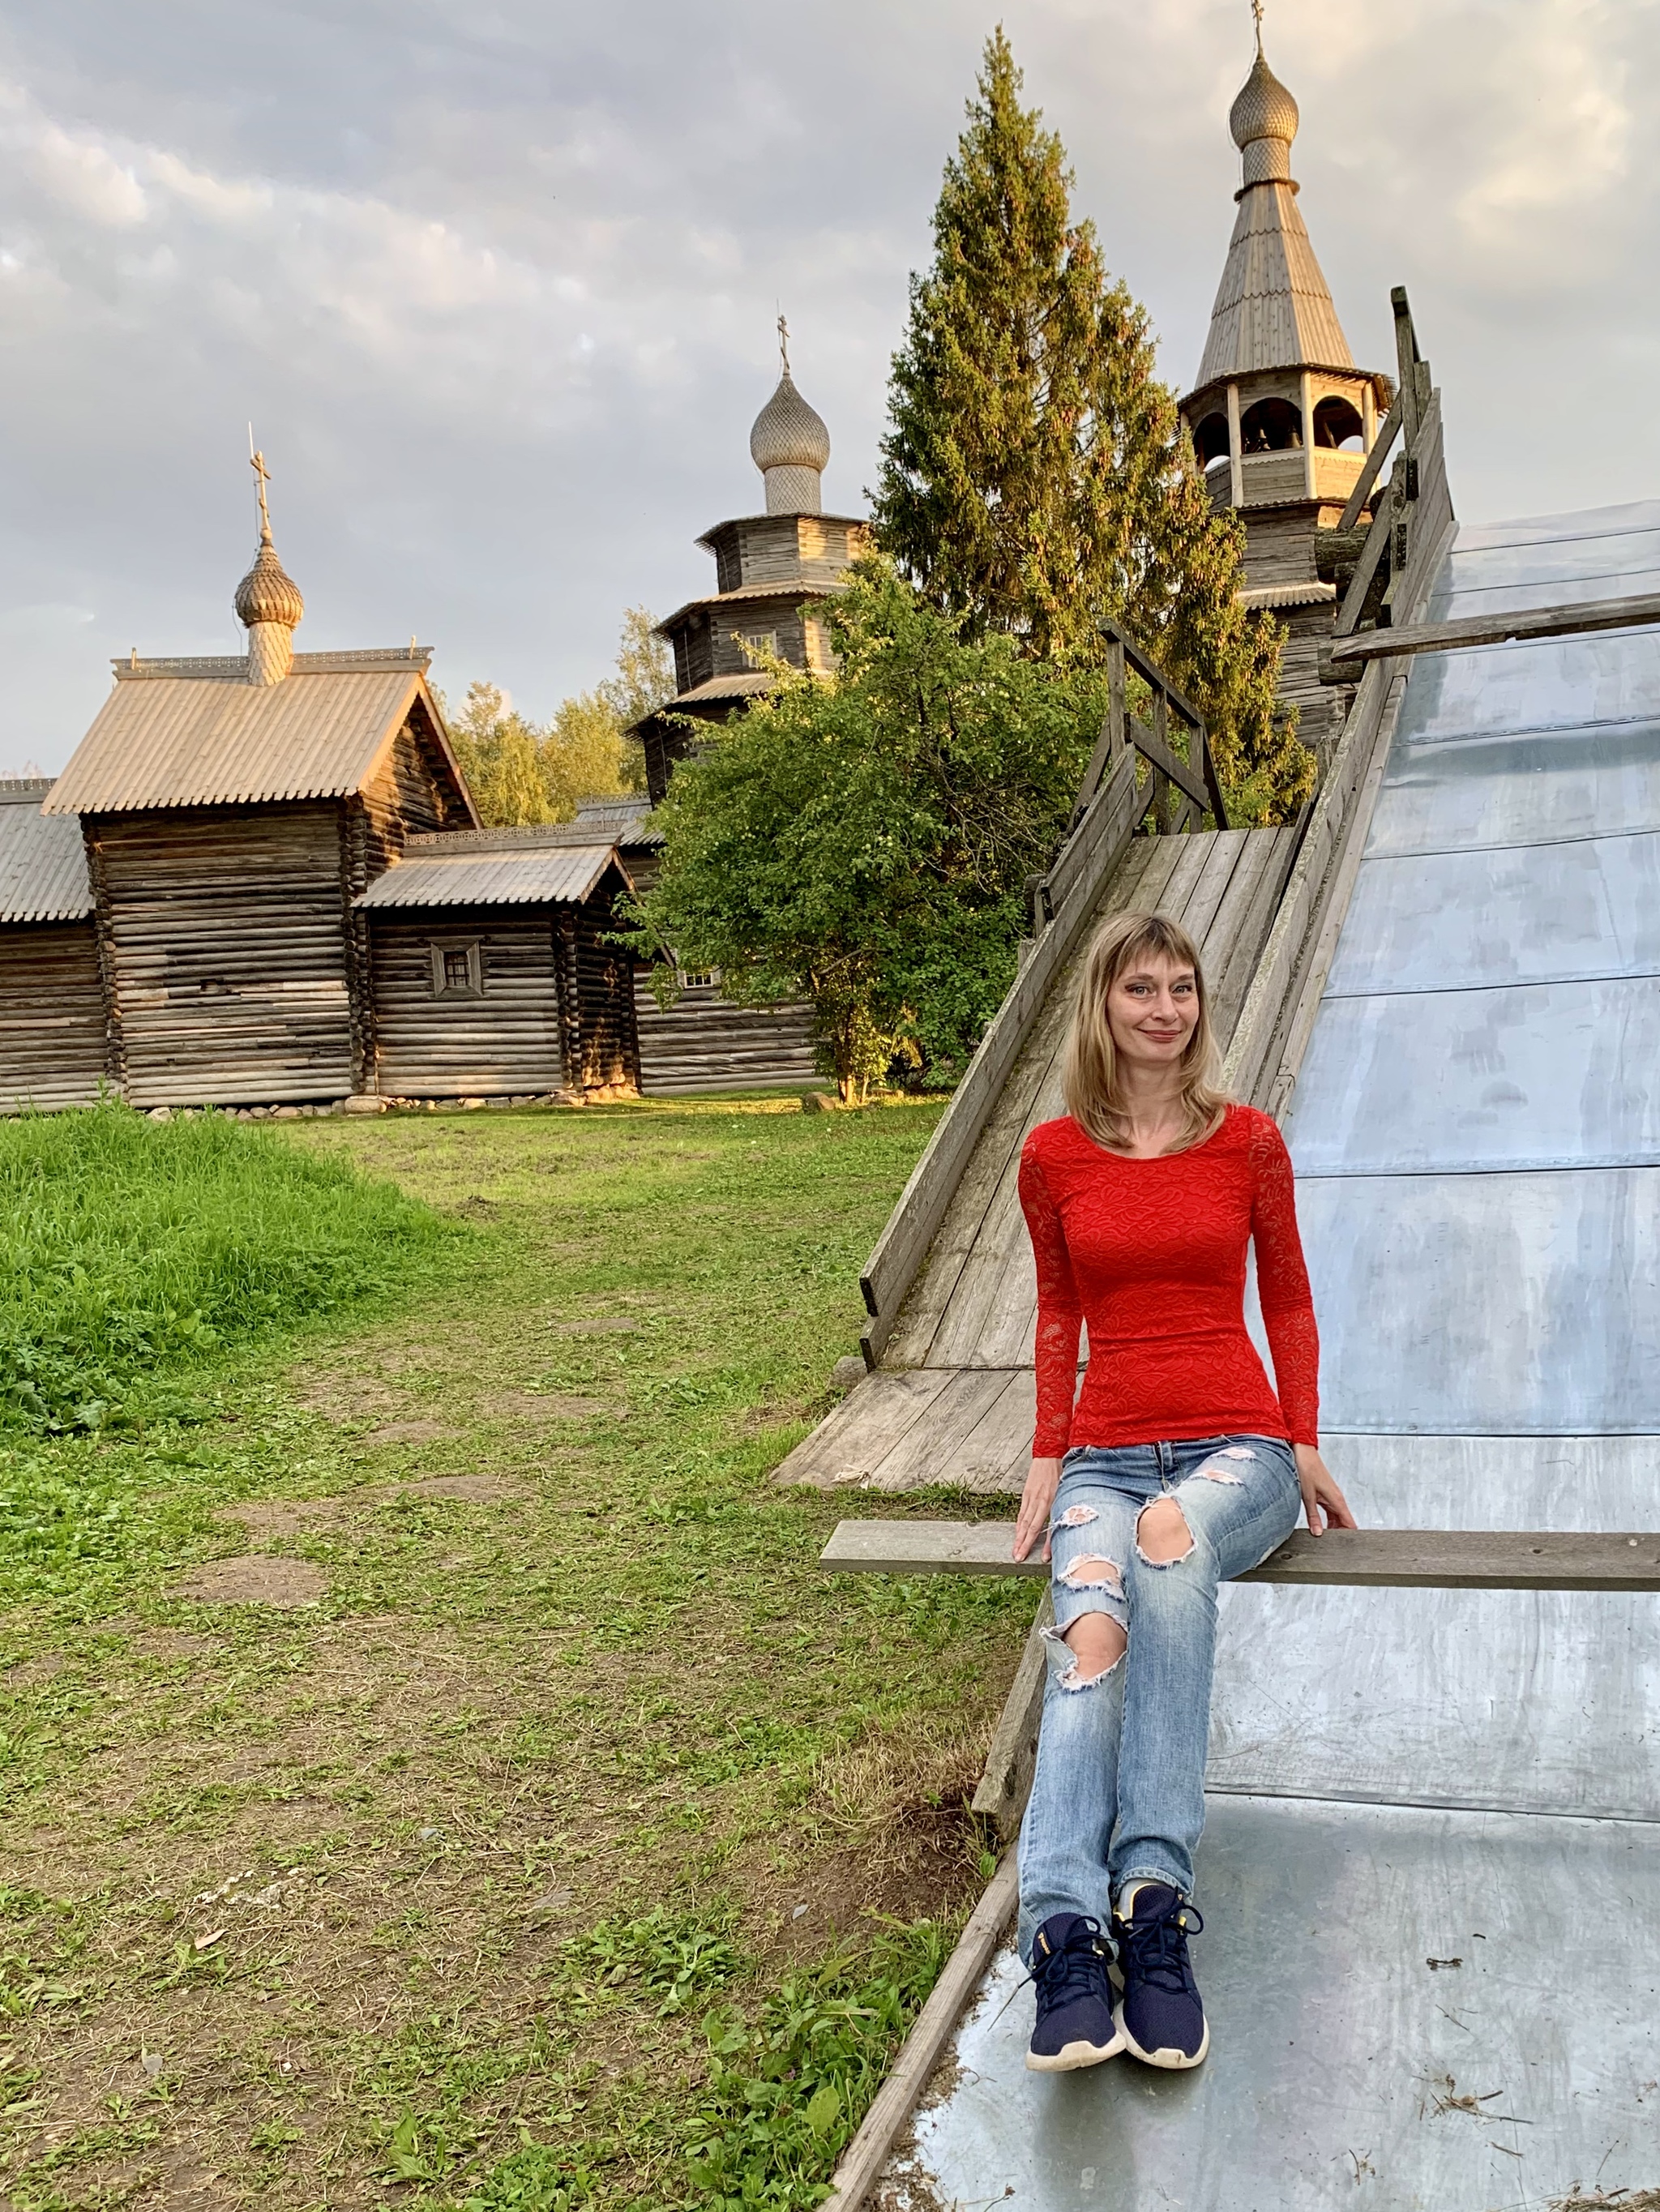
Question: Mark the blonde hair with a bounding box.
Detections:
[1062,910,1230,1153]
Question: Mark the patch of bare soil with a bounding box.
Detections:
[357,1418,460,1446]
[392,1474,528,1504]
[6,1650,65,1684]
[487,1391,614,1422]
[128,1629,216,1662]
[545,1317,640,1336]
[172,1557,328,1608]
[742,1726,994,1969]
[218,1497,347,1539]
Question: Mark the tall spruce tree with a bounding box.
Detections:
[873,30,1311,823]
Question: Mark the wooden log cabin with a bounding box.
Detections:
[355,825,639,1100]
[573,793,817,1094]
[1178,31,1393,767]
[0,778,107,1110]
[40,483,478,1108]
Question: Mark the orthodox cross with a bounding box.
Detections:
[777,312,791,376]
[1251,0,1264,53]
[249,440,273,544]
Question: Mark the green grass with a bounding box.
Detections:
[0,1104,446,1434]
[0,1097,1032,2210]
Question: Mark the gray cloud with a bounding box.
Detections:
[2,0,1656,772]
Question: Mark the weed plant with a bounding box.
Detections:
[0,1103,446,1433]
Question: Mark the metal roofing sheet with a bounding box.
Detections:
[43,661,426,815]
[0,782,92,922]
[354,841,617,910]
[671,672,777,707]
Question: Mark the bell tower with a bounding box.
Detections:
[1179,15,1391,760]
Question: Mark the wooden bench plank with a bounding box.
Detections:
[819,1520,1660,1591]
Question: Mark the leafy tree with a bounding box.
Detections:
[445,682,549,827]
[443,607,668,825]
[626,561,1106,1104]
[872,30,1310,823]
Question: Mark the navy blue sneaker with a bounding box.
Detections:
[1025,1913,1123,2072]
[1113,1883,1209,2069]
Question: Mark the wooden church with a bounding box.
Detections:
[11,464,641,1112]
[634,323,872,805]
[1178,26,1392,763]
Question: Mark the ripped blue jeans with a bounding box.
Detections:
[1016,1436,1301,1966]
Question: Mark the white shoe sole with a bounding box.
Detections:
[1025,2030,1124,2072]
[1115,2001,1209,2069]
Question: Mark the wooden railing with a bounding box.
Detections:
[1227,285,1456,1119]
[858,618,1222,1368]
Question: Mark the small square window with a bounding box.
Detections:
[430,940,482,998]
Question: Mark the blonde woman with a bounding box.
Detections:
[1012,910,1354,2075]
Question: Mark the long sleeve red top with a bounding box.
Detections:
[1018,1103,1320,1456]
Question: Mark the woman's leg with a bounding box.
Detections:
[1109,1436,1302,1899]
[1016,1453,1151,1966]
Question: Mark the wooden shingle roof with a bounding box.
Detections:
[354,832,622,910]
[43,648,472,818]
[0,780,92,922]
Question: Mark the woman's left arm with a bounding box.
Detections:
[1251,1117,1357,1537]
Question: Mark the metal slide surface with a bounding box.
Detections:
[888,506,1660,2211]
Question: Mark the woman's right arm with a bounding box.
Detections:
[1014,1145,1081,1562]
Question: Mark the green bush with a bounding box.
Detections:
[0,1103,447,1432]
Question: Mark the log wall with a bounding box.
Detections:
[345,717,476,1088]
[368,884,639,1099]
[0,920,109,1110]
[87,802,355,1107]
[634,974,817,1095]
[369,906,565,1096]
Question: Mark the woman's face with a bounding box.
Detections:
[1106,952,1200,1072]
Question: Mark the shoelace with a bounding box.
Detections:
[1119,1897,1204,1992]
[1030,1920,1111,2009]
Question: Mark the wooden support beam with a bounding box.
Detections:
[1325,589,1660,674]
[819,1520,1660,1593]
[819,1854,1020,2212]
[1127,716,1211,815]
[1392,285,1421,446]
[969,1593,1052,1840]
[1331,480,1397,640]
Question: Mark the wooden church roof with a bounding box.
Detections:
[44,648,473,819]
[355,828,624,909]
[1188,40,1359,398]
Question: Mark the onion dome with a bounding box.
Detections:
[750,370,831,516]
[1230,50,1298,184]
[233,526,305,632]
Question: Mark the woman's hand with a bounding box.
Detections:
[1294,1443,1356,1537]
[1013,1456,1063,1562]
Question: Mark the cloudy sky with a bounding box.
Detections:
[2,0,1655,774]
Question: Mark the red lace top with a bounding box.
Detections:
[1019,1103,1320,1455]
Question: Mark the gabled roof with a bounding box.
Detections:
[43,648,475,818]
[0,779,92,922]
[353,832,623,910]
